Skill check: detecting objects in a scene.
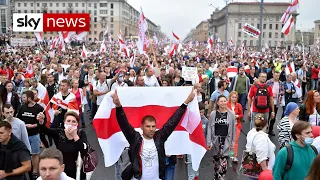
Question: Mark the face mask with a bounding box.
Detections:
[119,77,124,82]
[64,124,77,130]
[304,137,314,145]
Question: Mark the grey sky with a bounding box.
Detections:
[127,0,320,39]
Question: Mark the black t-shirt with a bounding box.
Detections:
[78,79,85,89]
[46,83,55,100]
[0,145,30,180]
[214,111,228,138]
[17,103,44,136]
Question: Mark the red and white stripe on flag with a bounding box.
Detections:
[289,0,299,13]
[172,31,180,41]
[93,87,206,170]
[285,62,295,75]
[50,92,80,115]
[227,66,238,78]
[281,15,294,35]
[34,32,43,42]
[280,6,291,23]
[36,83,51,127]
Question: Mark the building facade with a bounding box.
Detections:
[0,0,9,34]
[296,29,314,46]
[184,28,195,42]
[13,0,160,41]
[314,20,320,45]
[195,21,208,42]
[207,2,296,48]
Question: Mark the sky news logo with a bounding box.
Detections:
[13,13,90,32]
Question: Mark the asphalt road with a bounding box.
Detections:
[84,106,282,180]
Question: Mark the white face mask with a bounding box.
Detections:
[64,123,77,130]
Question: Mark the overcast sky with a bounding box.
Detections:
[127,0,320,39]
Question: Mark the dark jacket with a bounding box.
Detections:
[208,77,223,96]
[299,104,320,124]
[116,104,187,180]
[5,92,21,117]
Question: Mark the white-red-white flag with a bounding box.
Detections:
[280,6,291,23]
[104,27,108,36]
[153,33,158,44]
[281,15,294,35]
[51,92,79,115]
[168,43,177,57]
[137,7,147,54]
[35,83,51,127]
[100,40,106,53]
[34,32,43,42]
[93,87,206,170]
[229,37,234,46]
[285,61,295,75]
[130,49,136,68]
[172,31,180,41]
[290,0,299,13]
[76,32,88,41]
[81,44,88,58]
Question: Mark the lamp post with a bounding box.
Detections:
[224,0,229,45]
[258,0,264,50]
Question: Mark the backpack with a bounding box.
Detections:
[118,147,133,180]
[284,144,318,171]
[254,84,270,110]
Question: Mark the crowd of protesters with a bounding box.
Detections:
[1,39,320,180]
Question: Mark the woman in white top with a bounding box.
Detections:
[299,90,320,126]
[129,69,137,83]
[245,113,276,180]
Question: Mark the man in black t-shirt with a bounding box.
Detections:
[17,90,45,180]
[0,121,31,180]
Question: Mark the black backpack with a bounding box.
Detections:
[284,144,318,171]
[254,84,270,110]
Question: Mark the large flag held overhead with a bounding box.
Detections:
[34,32,43,42]
[280,6,291,23]
[93,87,207,171]
[172,31,180,41]
[289,0,299,13]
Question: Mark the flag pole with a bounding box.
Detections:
[146,29,157,62]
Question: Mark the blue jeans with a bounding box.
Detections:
[238,93,247,114]
[312,79,318,90]
[187,154,199,180]
[28,134,40,155]
[115,161,122,180]
[165,165,175,180]
[86,91,91,111]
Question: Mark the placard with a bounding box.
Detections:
[182,67,197,81]
[10,38,37,46]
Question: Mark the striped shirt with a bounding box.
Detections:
[277,116,292,148]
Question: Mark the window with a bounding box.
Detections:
[111,3,113,9]
[111,29,114,35]
[37,10,40,13]
[17,10,21,13]
[281,33,284,38]
[82,3,85,7]
[256,40,259,46]
[30,3,33,7]
[269,24,272,30]
[94,24,97,28]
[37,3,40,7]
[263,24,266,29]
[257,24,260,29]
[0,0,6,5]
[49,3,52,7]
[100,3,107,7]
[111,11,113,16]
[31,10,34,13]
[94,3,97,8]
[275,41,278,46]
[100,10,107,14]
[238,23,242,29]
[56,10,59,13]
[275,32,278,38]
[275,24,279,30]
[24,3,27,7]
[75,3,78,7]
[111,24,114,28]
[17,3,20,7]
[94,31,97,35]
[62,10,65,13]
[250,40,253,46]
[94,10,97,16]
[238,32,241,37]
[89,10,91,14]
[24,10,27,13]
[269,32,272,38]
[68,3,72,7]
[263,32,265,38]
[82,10,85,13]
[111,17,113,22]
[268,41,271,45]
[244,33,247,38]
[94,17,97,22]
[62,3,65,7]
[56,3,59,7]
[88,3,91,7]
[75,10,78,13]
[276,16,280,21]
[43,3,47,7]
